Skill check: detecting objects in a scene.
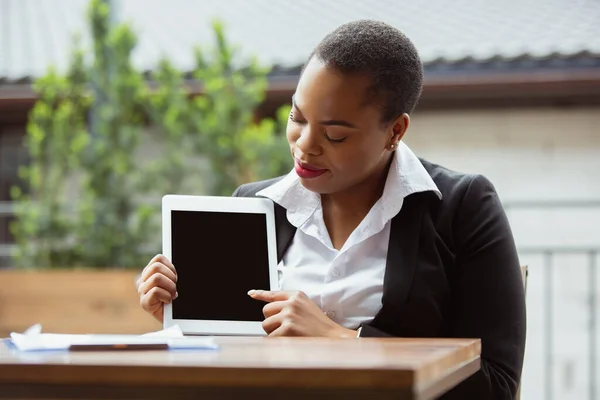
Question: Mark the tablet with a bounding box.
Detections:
[161,194,278,336]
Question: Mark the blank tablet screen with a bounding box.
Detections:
[171,210,270,322]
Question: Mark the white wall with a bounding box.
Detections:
[405,106,600,400]
[406,106,600,202]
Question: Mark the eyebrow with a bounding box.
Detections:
[292,95,358,129]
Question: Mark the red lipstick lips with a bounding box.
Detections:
[294,158,327,179]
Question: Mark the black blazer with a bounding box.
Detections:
[233,159,526,400]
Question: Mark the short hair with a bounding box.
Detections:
[307,20,424,122]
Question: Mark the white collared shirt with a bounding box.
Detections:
[256,142,442,329]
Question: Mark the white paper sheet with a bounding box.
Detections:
[7,324,218,352]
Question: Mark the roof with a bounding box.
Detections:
[1,0,600,83]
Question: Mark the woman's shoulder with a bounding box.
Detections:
[419,158,498,207]
[232,176,286,197]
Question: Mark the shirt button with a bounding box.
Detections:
[326,311,336,319]
[332,268,340,277]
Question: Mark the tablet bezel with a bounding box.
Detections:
[161,194,278,336]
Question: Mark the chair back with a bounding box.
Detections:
[515,265,528,400]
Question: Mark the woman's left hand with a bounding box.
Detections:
[248,289,357,338]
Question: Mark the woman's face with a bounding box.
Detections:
[286,57,406,195]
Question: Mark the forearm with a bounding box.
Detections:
[357,324,393,337]
[358,323,518,399]
[439,358,518,400]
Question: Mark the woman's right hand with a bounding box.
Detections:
[136,254,178,323]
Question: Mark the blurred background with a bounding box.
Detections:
[0,0,599,399]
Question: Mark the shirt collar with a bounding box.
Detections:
[256,142,441,229]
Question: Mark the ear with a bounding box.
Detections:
[389,113,410,144]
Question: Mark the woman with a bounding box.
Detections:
[136,20,526,399]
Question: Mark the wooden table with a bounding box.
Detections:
[0,337,481,400]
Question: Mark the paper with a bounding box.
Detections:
[141,324,184,338]
[7,324,218,352]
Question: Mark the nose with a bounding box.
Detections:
[294,125,323,157]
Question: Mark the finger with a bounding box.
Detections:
[140,286,172,313]
[262,300,287,319]
[248,290,290,303]
[146,254,177,277]
[148,254,175,269]
[269,321,299,337]
[151,307,163,323]
[262,314,283,335]
[138,273,177,298]
[141,262,177,284]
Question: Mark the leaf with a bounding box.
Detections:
[11,4,292,270]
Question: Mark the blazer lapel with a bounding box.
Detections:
[272,190,431,306]
[381,195,426,308]
[273,203,296,263]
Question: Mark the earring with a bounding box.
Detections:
[389,143,397,150]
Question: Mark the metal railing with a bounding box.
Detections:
[0,202,14,267]
[517,247,598,400]
[504,200,600,400]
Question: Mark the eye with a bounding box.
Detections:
[289,111,305,124]
[290,110,347,143]
[325,134,346,143]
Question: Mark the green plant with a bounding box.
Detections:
[187,21,291,196]
[10,0,290,269]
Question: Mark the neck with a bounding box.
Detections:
[321,154,393,217]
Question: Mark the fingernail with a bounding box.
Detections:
[174,291,178,300]
[247,290,255,296]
